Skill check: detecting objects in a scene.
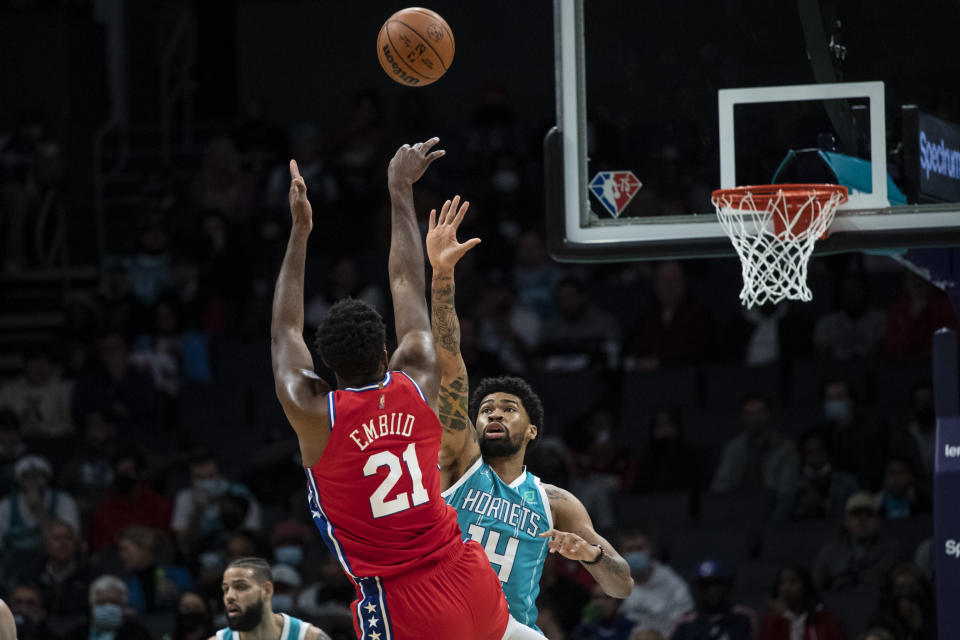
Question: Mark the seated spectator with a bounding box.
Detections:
[125,214,173,306]
[117,526,192,613]
[513,231,563,321]
[0,343,74,440]
[192,137,255,225]
[0,408,28,496]
[0,455,80,582]
[857,630,894,640]
[813,273,886,361]
[538,276,621,372]
[710,394,798,503]
[63,574,152,640]
[88,447,173,553]
[477,286,541,374]
[867,563,936,640]
[619,530,693,638]
[819,379,887,490]
[132,297,213,392]
[624,261,712,371]
[626,408,707,494]
[888,383,936,482]
[758,564,844,640]
[59,409,119,518]
[8,583,57,640]
[671,559,757,640]
[812,492,904,593]
[571,583,637,640]
[721,301,811,367]
[72,332,159,435]
[884,270,957,357]
[788,428,859,521]
[538,551,591,633]
[305,256,387,327]
[270,519,312,575]
[171,452,262,555]
[94,258,146,335]
[270,564,302,615]
[173,591,214,640]
[878,457,931,519]
[37,519,95,617]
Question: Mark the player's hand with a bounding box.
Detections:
[387,137,445,187]
[427,195,481,272]
[288,159,313,232]
[539,528,602,563]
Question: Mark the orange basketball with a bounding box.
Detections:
[377,7,454,87]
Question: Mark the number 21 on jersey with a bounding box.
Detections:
[467,524,519,581]
[363,442,429,518]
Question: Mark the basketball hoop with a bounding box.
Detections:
[712,184,848,308]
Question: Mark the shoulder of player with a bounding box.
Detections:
[541,482,585,515]
[307,623,333,640]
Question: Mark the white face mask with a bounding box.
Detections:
[194,477,228,497]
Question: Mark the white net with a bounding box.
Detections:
[713,187,844,308]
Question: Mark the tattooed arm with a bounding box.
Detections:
[426,197,482,490]
[541,484,635,598]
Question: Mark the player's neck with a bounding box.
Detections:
[485,454,526,485]
[238,612,283,640]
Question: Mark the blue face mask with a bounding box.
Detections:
[624,551,650,572]
[275,545,304,567]
[823,399,850,421]
[271,594,294,613]
[93,603,124,630]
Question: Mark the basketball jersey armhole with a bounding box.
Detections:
[440,456,485,499]
[534,476,554,531]
[396,370,427,402]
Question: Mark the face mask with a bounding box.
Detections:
[624,551,650,572]
[93,603,124,630]
[194,477,228,497]
[271,594,294,613]
[275,545,304,566]
[823,399,850,421]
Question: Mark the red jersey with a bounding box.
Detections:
[304,370,463,581]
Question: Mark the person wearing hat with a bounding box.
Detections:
[0,454,80,581]
[0,343,74,439]
[671,559,757,640]
[270,519,311,571]
[811,491,904,592]
[212,557,330,640]
[269,564,302,615]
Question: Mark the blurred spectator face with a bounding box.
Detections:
[118,532,154,571]
[153,301,179,337]
[823,382,853,424]
[191,459,226,495]
[697,578,731,613]
[654,261,685,308]
[19,468,49,494]
[10,585,44,622]
[802,435,831,476]
[620,533,655,581]
[651,410,680,442]
[845,507,880,541]
[91,586,126,630]
[883,460,914,498]
[176,592,210,637]
[24,352,53,385]
[775,567,805,609]
[139,221,170,255]
[740,398,770,437]
[226,534,256,563]
[222,567,267,632]
[44,521,79,564]
[554,281,586,321]
[113,455,141,494]
[83,412,116,452]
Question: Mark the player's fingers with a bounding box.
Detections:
[439,199,453,225]
[289,159,301,180]
[428,209,437,232]
[425,149,446,164]
[458,238,482,255]
[452,199,470,228]
[420,136,440,153]
[539,529,559,539]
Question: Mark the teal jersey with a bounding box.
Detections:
[442,457,553,630]
[216,613,313,640]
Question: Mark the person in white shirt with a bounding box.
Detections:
[618,531,694,638]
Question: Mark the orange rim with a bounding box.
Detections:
[711,183,849,207]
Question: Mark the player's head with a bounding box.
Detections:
[221,557,274,632]
[315,298,387,383]
[470,376,544,459]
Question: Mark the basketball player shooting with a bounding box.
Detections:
[426,199,635,632]
[271,138,544,640]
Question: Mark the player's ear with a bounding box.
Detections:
[527,423,538,443]
[263,580,274,599]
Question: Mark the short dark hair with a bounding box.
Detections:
[226,557,273,584]
[470,376,545,439]
[314,298,386,379]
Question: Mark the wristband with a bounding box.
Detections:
[580,544,604,565]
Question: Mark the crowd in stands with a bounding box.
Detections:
[1,55,953,640]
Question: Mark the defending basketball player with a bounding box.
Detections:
[271,138,544,640]
[426,199,635,631]
[212,557,329,640]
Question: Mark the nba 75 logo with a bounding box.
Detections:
[589,171,642,218]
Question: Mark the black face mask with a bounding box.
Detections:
[114,474,136,493]
[176,611,209,633]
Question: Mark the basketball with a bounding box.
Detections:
[377,7,454,87]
